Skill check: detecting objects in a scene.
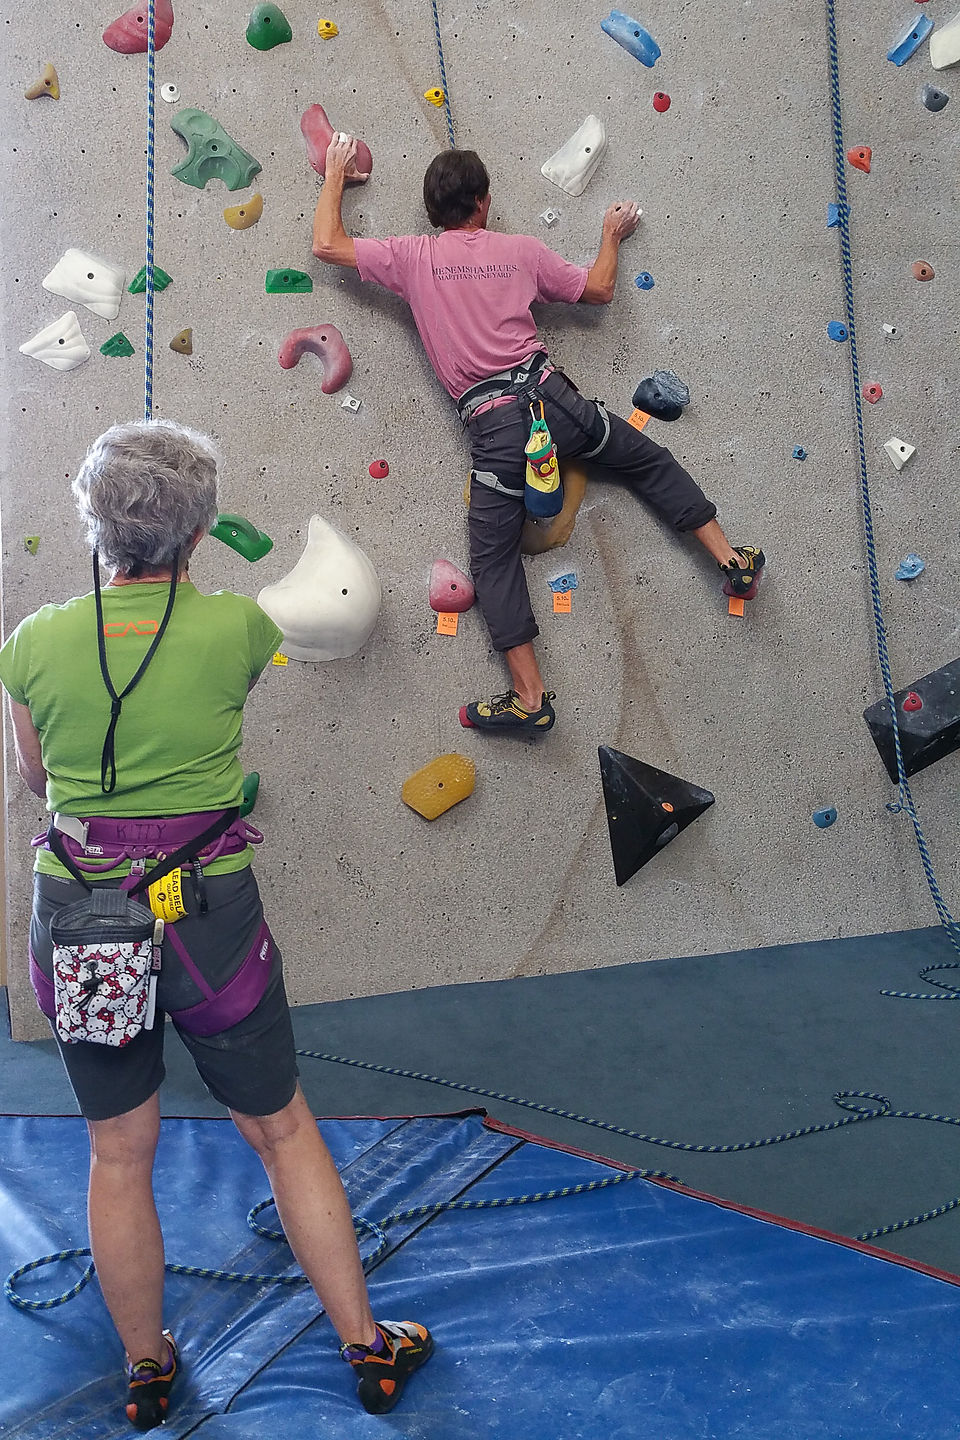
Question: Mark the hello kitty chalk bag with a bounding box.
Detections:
[49,884,159,1047]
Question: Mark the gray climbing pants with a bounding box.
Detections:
[465,368,717,652]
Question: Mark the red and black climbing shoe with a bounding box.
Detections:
[720,545,765,600]
[340,1320,434,1414]
[125,1330,178,1431]
[459,689,556,734]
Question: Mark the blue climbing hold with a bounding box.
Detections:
[826,203,841,228]
[895,554,925,581]
[813,807,837,829]
[827,321,848,342]
[887,14,933,67]
[600,10,661,67]
[793,446,807,461]
[635,272,655,290]
[548,572,578,593]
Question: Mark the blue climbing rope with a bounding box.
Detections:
[143,0,157,420]
[823,0,960,996]
[429,0,456,148]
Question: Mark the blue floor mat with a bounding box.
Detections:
[3,1112,960,1439]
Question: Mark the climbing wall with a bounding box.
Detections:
[2,0,958,1039]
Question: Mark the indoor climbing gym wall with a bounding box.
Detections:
[2,1,958,1039]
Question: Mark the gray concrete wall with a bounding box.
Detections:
[2,0,957,1039]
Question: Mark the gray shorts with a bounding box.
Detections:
[30,867,299,1122]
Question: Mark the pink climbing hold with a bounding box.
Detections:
[429,559,475,614]
[862,382,883,404]
[369,460,389,479]
[300,103,373,183]
[278,324,353,395]
[103,0,174,52]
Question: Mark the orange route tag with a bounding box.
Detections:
[627,408,651,432]
[727,596,745,618]
[553,590,572,614]
[272,652,289,666]
[436,611,459,636]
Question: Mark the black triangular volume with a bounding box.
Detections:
[598,746,715,887]
[863,657,960,782]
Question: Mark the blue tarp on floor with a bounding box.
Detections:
[3,1111,960,1439]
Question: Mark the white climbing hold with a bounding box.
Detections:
[41,248,125,320]
[256,515,382,662]
[160,82,180,103]
[19,311,90,371]
[930,10,960,70]
[540,208,561,227]
[883,437,915,471]
[882,323,899,337]
[541,115,607,197]
[340,393,362,412]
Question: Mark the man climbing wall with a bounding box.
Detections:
[312,139,765,737]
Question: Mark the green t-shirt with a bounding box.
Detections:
[0,581,283,879]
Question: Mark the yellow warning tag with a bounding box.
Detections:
[272,652,289,666]
[148,865,188,922]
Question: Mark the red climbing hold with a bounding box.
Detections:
[847,145,871,173]
[862,383,883,404]
[300,103,373,183]
[903,692,923,713]
[652,92,671,112]
[103,0,174,52]
[429,559,475,614]
[368,459,389,479]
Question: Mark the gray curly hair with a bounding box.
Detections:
[71,419,220,575]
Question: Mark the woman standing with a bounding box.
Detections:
[0,420,432,1429]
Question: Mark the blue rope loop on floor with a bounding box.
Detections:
[823,0,960,991]
[430,0,456,147]
[143,0,157,420]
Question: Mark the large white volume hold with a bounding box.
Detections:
[41,248,125,319]
[257,515,382,661]
[930,10,960,69]
[541,115,607,197]
[19,311,91,371]
[883,437,916,471]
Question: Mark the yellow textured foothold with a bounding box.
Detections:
[170,327,193,355]
[402,753,476,821]
[25,64,60,100]
[317,17,338,37]
[425,87,445,107]
[224,192,264,230]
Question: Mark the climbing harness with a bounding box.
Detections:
[823,0,960,996]
[429,0,456,148]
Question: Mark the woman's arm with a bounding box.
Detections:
[8,699,47,798]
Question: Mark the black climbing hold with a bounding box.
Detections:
[922,85,949,114]
[863,657,960,782]
[598,745,715,886]
[631,370,690,422]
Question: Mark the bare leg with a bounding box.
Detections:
[505,642,546,711]
[87,1094,168,1366]
[690,518,741,568]
[231,1085,377,1347]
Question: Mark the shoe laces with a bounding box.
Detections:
[486,689,521,716]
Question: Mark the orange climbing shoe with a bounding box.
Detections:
[125,1331,178,1431]
[720,545,765,600]
[459,689,556,734]
[340,1320,434,1414]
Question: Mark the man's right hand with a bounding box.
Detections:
[602,201,641,242]
[325,133,371,184]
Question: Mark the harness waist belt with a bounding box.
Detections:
[457,351,551,423]
[38,809,263,869]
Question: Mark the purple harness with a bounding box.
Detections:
[30,810,275,1037]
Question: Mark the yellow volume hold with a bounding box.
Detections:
[402,753,476,820]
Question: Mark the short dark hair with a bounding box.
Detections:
[423,150,490,228]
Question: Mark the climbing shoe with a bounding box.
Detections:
[720,545,765,600]
[459,689,556,733]
[125,1330,178,1431]
[340,1320,434,1415]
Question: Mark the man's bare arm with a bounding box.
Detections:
[580,201,641,304]
[312,134,369,268]
[8,699,47,798]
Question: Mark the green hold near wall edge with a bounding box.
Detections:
[24,537,40,556]
[240,772,260,818]
[246,3,292,49]
[211,513,274,562]
[265,268,313,294]
[100,332,135,357]
[128,266,172,294]
[171,108,262,192]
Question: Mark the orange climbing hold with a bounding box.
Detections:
[847,145,871,173]
[103,0,174,52]
[402,753,476,821]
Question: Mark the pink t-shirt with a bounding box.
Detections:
[354,229,589,398]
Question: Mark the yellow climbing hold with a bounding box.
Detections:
[425,87,445,107]
[224,192,264,229]
[25,64,60,100]
[317,17,338,37]
[169,328,193,355]
[402,753,476,821]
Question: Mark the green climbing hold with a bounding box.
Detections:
[210,513,274,562]
[128,265,172,294]
[24,537,40,556]
[240,771,260,819]
[246,2,292,49]
[171,108,262,192]
[100,332,135,357]
[265,268,313,294]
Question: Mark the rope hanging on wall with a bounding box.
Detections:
[430,0,456,147]
[143,0,158,419]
